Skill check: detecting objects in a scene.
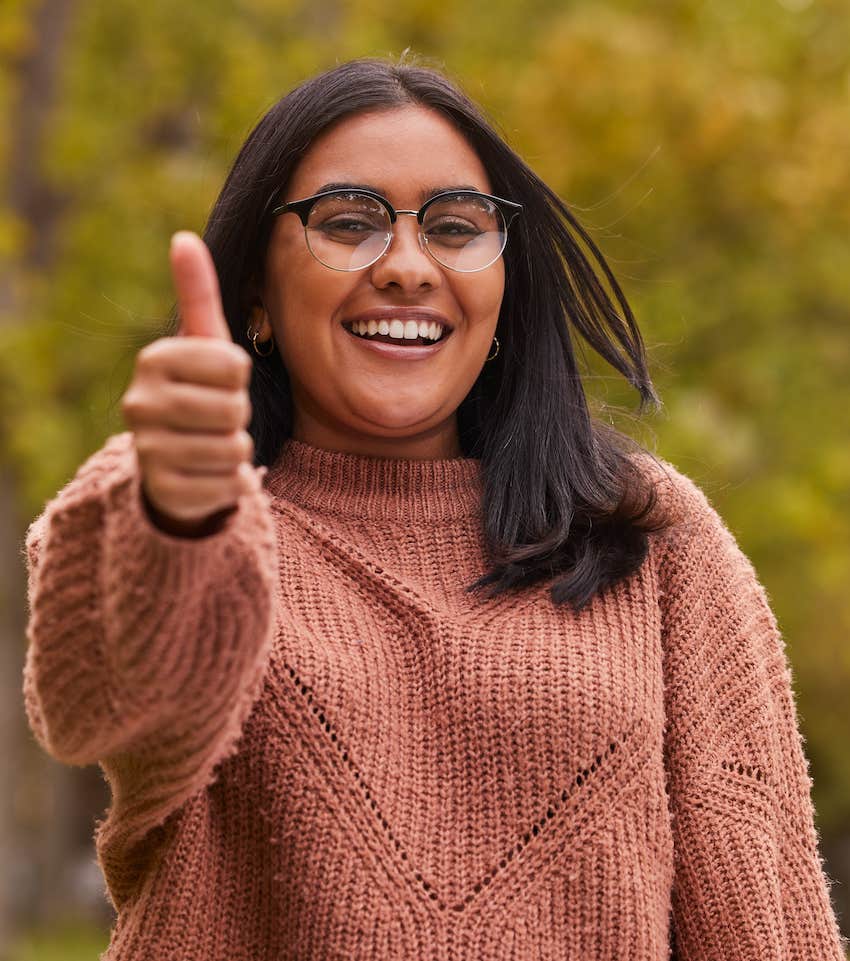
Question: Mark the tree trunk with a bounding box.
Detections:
[1,0,88,952]
[0,468,31,952]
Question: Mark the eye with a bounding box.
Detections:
[427,218,481,235]
[322,216,380,232]
[425,217,484,247]
[313,215,387,244]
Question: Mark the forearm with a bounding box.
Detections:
[22,432,278,767]
[653,465,846,959]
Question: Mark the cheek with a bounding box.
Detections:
[455,263,505,331]
[266,250,351,352]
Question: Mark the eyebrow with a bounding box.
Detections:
[315,181,485,203]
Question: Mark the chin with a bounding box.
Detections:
[356,413,441,435]
[354,402,448,440]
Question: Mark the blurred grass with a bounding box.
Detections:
[5,921,110,961]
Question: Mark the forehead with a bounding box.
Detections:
[285,105,493,203]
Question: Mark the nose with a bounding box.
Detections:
[368,212,443,292]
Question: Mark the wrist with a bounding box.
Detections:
[140,486,237,539]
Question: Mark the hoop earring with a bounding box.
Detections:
[249,327,275,357]
[486,336,500,362]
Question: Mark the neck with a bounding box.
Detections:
[291,411,463,460]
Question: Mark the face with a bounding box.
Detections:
[256,105,505,459]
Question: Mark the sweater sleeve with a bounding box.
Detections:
[22,429,278,784]
[651,464,846,960]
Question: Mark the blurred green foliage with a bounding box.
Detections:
[2,0,847,840]
[4,920,109,961]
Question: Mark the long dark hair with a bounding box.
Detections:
[185,56,672,612]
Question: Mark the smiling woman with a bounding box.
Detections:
[20,56,846,961]
[199,58,667,608]
[251,106,509,459]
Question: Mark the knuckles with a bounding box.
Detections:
[241,429,255,461]
[120,388,146,422]
[238,392,253,428]
[136,339,170,372]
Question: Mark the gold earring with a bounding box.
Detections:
[486,336,500,362]
[247,305,274,357]
[250,328,275,356]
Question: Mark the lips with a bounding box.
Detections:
[342,307,452,347]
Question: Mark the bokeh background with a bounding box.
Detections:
[2,0,849,957]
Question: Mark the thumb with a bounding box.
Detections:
[170,231,233,341]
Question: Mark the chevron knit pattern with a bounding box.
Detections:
[21,431,846,960]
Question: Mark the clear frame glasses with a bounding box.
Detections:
[271,188,522,273]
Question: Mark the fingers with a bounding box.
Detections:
[170,231,233,341]
[122,381,252,433]
[133,428,254,474]
[137,337,251,390]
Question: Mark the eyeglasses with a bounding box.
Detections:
[271,188,522,273]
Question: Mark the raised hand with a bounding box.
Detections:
[120,231,263,536]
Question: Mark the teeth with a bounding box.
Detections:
[348,318,448,342]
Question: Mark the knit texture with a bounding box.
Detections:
[21,431,846,960]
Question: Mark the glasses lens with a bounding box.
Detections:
[306,193,391,270]
[422,194,507,272]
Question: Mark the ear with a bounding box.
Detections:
[244,271,272,337]
[247,301,272,339]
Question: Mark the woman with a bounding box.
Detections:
[22,58,845,960]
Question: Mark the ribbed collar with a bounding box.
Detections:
[265,437,483,522]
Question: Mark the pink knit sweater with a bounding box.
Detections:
[22,431,845,960]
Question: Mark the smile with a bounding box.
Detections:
[342,317,450,346]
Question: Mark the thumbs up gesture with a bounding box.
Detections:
[121,232,263,536]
